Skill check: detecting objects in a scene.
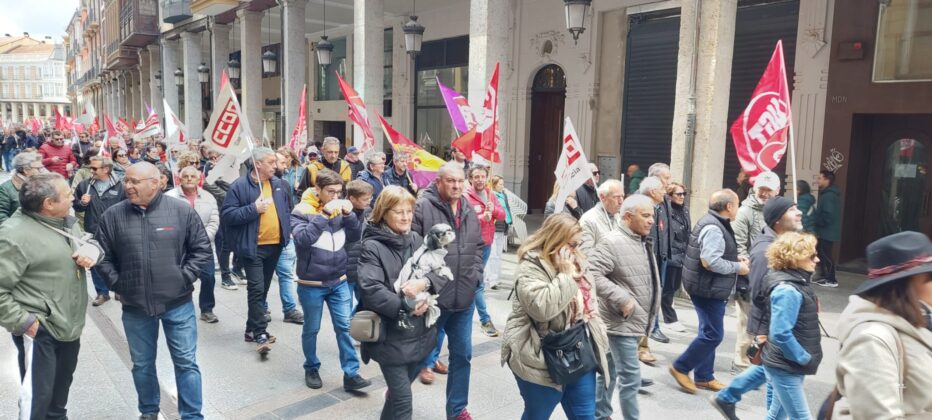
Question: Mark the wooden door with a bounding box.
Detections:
[527,65,566,211]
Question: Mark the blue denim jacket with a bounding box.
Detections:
[769,284,811,365]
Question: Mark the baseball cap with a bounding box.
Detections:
[346,146,359,154]
[753,171,781,191]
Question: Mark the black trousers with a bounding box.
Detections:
[12,326,80,420]
[241,244,283,335]
[817,239,836,283]
[662,265,684,323]
[215,228,242,281]
[379,362,422,420]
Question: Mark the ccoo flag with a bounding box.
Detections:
[553,117,593,214]
[203,70,252,157]
[730,40,792,179]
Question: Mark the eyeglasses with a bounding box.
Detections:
[89,166,103,171]
[591,171,600,175]
[568,240,584,249]
[116,154,127,157]
[673,192,687,197]
[322,188,343,196]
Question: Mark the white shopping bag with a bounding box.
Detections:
[18,334,34,420]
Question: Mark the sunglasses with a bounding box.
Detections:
[592,171,600,175]
[673,192,687,197]
[116,154,127,157]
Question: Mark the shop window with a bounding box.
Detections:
[414,36,469,157]
[384,28,393,117]
[873,0,932,82]
[315,37,348,101]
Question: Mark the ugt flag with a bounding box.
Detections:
[553,117,593,213]
[730,40,792,178]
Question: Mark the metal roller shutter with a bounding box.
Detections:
[621,11,681,174]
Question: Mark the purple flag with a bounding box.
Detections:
[437,77,477,134]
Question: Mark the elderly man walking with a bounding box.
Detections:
[670,189,749,394]
[73,155,125,307]
[578,179,624,255]
[357,152,387,203]
[96,162,213,420]
[590,194,662,420]
[730,170,780,372]
[0,173,101,420]
[414,162,485,420]
[167,166,221,323]
[0,152,43,225]
[297,137,352,197]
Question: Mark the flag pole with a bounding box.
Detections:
[788,115,798,203]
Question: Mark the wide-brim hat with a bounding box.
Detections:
[855,231,932,295]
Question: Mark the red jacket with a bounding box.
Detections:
[39,143,77,177]
[465,187,505,246]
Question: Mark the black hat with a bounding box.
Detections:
[855,231,932,295]
[763,196,795,228]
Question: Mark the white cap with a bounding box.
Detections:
[754,171,781,191]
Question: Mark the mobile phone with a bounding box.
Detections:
[559,246,572,261]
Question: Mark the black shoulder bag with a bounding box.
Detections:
[519,258,598,385]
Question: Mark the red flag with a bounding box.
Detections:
[289,84,309,153]
[31,117,42,134]
[336,72,376,152]
[117,117,131,134]
[451,127,479,159]
[730,41,792,179]
[475,63,501,163]
[88,116,100,134]
[54,108,65,130]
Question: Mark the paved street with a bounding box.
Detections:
[0,194,863,420]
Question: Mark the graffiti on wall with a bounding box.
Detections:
[823,148,845,172]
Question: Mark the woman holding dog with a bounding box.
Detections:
[357,186,440,420]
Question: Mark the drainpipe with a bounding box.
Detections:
[682,0,701,189]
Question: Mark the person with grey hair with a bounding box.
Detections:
[0,172,101,420]
[590,194,662,420]
[384,151,419,196]
[671,189,750,395]
[0,152,43,225]
[73,155,125,307]
[638,176,665,203]
[221,146,294,356]
[298,136,352,197]
[578,178,624,256]
[357,151,387,203]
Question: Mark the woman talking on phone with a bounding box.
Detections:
[501,213,609,419]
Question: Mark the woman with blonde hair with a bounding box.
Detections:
[502,213,609,419]
[760,232,823,419]
[357,186,440,419]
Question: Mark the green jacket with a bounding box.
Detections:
[0,177,21,225]
[0,210,94,342]
[628,170,646,194]
[814,186,841,242]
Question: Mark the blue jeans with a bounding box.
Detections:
[197,257,216,312]
[3,150,15,172]
[595,335,641,420]
[122,301,202,419]
[673,295,726,382]
[274,241,298,313]
[475,245,492,324]
[765,366,811,420]
[296,282,359,376]
[717,364,768,404]
[515,369,596,420]
[420,305,475,418]
[90,268,109,295]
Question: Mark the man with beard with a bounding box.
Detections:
[297,137,351,198]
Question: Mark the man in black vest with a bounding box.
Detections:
[670,189,749,394]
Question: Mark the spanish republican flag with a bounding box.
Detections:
[377,114,445,189]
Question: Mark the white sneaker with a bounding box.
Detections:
[665,321,687,333]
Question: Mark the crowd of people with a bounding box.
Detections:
[0,126,929,420]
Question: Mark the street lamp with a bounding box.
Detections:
[262,49,278,74]
[197,62,209,84]
[316,36,333,66]
[174,68,184,86]
[563,0,591,44]
[227,58,240,80]
[403,0,425,56]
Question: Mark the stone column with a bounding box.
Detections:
[0,103,5,122]
[468,0,515,167]
[44,103,52,118]
[282,0,307,140]
[20,103,28,121]
[181,31,205,136]
[162,38,181,119]
[11,102,19,123]
[32,103,39,119]
[238,9,263,138]
[351,0,383,149]
[669,0,738,214]
[139,49,151,116]
[147,44,163,117]
[210,24,231,98]
[117,73,126,119]
[127,70,137,120]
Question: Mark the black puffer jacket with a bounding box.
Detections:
[73,177,125,234]
[668,202,691,267]
[96,193,213,316]
[345,207,371,285]
[412,184,484,312]
[357,224,439,365]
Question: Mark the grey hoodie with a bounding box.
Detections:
[833,295,932,419]
[733,192,766,258]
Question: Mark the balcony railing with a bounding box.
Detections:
[161,0,192,24]
[120,0,159,48]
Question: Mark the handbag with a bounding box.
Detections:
[538,320,598,385]
[349,310,384,343]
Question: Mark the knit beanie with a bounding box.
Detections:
[763,196,795,228]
